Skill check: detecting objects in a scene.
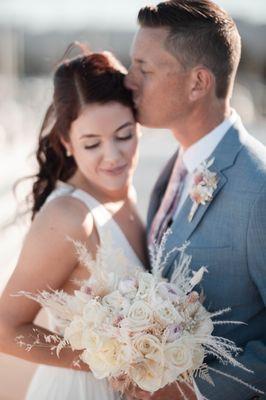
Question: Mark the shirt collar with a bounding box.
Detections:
[182,109,239,174]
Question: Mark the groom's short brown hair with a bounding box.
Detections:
[138,0,241,99]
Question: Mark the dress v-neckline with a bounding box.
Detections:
[58,182,143,267]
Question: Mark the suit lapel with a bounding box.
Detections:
[162,169,227,277]
[162,120,246,278]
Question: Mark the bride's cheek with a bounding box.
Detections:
[126,139,139,158]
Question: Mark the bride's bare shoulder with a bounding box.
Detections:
[32,195,94,239]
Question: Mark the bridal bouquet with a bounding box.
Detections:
[17,232,261,398]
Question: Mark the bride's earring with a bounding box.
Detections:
[66,149,72,157]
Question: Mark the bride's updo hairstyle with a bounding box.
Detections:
[31,44,134,220]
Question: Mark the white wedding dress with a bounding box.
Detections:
[26,181,143,400]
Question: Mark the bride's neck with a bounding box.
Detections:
[66,173,132,204]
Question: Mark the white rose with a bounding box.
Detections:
[191,345,205,370]
[164,337,193,375]
[127,300,154,331]
[129,359,163,392]
[82,299,107,326]
[164,324,182,343]
[191,303,214,337]
[102,291,126,312]
[82,329,102,351]
[136,272,155,299]
[132,334,163,363]
[155,301,183,326]
[118,278,138,299]
[64,317,84,350]
[82,338,124,379]
[196,316,214,337]
[81,349,109,379]
[67,290,91,315]
[155,282,181,303]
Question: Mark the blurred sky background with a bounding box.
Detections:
[0,0,266,30]
[0,2,265,398]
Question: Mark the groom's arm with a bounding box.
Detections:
[196,188,266,400]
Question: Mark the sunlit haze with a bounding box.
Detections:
[0,0,265,31]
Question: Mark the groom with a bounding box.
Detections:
[125,0,266,399]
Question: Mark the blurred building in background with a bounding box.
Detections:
[0,19,265,149]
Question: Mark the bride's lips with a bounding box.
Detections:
[100,164,128,176]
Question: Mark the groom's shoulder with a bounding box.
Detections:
[236,129,266,190]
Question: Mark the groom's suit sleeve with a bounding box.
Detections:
[196,186,266,400]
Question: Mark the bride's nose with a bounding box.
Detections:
[102,141,121,164]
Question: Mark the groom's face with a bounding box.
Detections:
[126,27,192,128]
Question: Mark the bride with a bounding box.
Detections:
[0,46,149,399]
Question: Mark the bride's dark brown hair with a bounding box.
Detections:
[30,44,134,220]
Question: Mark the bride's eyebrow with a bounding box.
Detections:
[113,122,134,133]
[80,134,99,140]
[79,122,133,139]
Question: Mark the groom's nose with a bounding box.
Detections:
[125,67,137,91]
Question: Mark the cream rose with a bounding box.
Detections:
[132,334,163,363]
[155,301,183,326]
[136,272,155,299]
[155,282,181,303]
[127,300,154,331]
[82,338,124,379]
[118,278,138,300]
[64,316,84,350]
[67,290,91,315]
[82,299,107,326]
[164,338,193,375]
[129,359,163,392]
[102,291,125,311]
[192,345,205,370]
[192,304,214,337]
[81,349,109,379]
[82,329,102,351]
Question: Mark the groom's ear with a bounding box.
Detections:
[188,66,214,101]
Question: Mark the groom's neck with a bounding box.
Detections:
[171,98,231,150]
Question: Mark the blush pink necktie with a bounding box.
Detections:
[149,151,187,246]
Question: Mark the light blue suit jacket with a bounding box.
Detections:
[147,119,266,399]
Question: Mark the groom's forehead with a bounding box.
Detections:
[132,27,167,49]
[130,27,170,62]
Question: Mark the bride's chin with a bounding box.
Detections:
[99,180,132,200]
[102,184,129,197]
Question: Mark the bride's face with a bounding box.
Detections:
[66,102,140,194]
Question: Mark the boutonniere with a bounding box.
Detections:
[188,157,218,222]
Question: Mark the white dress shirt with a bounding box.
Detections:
[174,109,239,217]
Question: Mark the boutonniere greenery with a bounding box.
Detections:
[188,157,218,222]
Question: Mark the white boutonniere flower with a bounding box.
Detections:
[188,158,218,222]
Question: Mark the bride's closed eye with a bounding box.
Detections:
[84,141,100,150]
[83,132,133,150]
[116,131,134,141]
